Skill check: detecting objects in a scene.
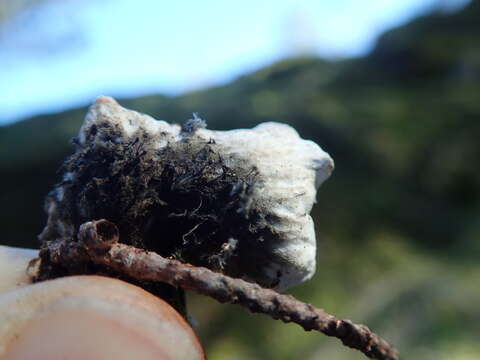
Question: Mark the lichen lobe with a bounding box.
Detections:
[38,96,334,293]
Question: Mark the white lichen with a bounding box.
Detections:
[41,96,334,292]
[196,122,333,290]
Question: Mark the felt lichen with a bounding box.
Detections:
[37,96,334,292]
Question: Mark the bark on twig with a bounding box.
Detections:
[46,219,399,360]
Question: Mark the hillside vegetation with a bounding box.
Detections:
[1,2,479,359]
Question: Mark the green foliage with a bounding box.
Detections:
[1,2,479,358]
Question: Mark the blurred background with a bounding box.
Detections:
[0,0,479,359]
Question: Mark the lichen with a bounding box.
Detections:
[38,96,334,293]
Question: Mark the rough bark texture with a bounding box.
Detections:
[39,219,399,360]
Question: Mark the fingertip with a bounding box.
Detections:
[0,276,205,360]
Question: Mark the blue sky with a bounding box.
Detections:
[0,0,469,124]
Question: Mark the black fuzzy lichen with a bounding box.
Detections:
[37,119,280,298]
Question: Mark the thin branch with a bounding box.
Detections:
[47,219,399,360]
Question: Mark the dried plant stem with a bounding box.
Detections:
[46,220,399,360]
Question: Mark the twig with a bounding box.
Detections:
[47,219,399,360]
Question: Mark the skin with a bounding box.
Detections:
[0,245,205,360]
